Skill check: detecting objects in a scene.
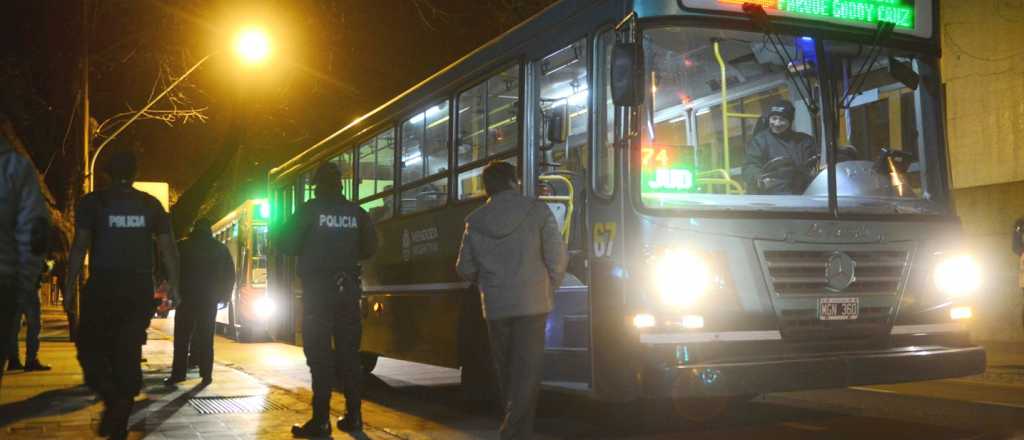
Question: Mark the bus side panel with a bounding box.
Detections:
[358,202,483,368]
[361,291,463,368]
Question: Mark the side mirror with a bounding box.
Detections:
[889,57,919,90]
[611,42,644,107]
[545,104,569,146]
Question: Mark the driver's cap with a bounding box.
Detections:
[767,100,795,121]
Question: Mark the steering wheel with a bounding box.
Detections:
[756,157,798,194]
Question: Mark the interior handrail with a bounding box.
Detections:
[538,174,575,243]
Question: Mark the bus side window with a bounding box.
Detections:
[537,39,589,177]
[400,100,450,215]
[358,128,396,222]
[456,64,521,200]
[332,150,355,200]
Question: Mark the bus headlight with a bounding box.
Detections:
[651,249,711,307]
[933,255,982,297]
[253,296,276,320]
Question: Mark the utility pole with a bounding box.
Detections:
[81,0,90,195]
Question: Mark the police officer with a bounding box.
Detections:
[281,162,377,437]
[64,150,180,440]
[742,99,817,194]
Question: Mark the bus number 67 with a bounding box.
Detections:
[594,222,618,258]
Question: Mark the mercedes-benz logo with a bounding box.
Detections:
[825,251,856,292]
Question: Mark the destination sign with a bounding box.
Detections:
[641,146,696,195]
[678,0,932,38]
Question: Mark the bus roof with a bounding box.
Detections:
[270,0,939,185]
[269,0,609,184]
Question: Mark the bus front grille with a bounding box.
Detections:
[763,250,909,296]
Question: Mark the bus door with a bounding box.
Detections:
[534,38,592,386]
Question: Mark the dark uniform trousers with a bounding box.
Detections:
[171,298,218,379]
[76,271,154,401]
[487,314,547,440]
[301,273,362,422]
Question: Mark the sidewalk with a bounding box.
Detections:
[0,306,505,440]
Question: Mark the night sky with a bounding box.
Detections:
[0,0,555,216]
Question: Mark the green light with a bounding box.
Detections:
[258,202,270,219]
[642,168,695,194]
[640,146,695,195]
[777,0,915,28]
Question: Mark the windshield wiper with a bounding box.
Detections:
[742,4,818,115]
[839,21,895,109]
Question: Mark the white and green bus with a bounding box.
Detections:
[267,0,985,408]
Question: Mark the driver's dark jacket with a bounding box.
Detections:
[742,129,816,195]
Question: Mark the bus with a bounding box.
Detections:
[213,199,277,342]
[267,0,985,408]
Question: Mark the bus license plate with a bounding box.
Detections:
[819,297,859,321]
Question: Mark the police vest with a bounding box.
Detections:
[297,197,363,277]
[86,186,166,272]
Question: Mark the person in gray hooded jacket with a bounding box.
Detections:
[0,129,49,389]
[456,161,567,440]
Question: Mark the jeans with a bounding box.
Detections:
[171,299,218,379]
[75,272,154,401]
[487,314,547,440]
[8,291,41,362]
[300,273,362,423]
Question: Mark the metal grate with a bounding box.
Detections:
[189,396,289,415]
[763,250,909,296]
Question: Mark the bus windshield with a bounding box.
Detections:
[639,25,946,215]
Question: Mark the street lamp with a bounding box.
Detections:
[236,27,271,65]
[86,26,273,191]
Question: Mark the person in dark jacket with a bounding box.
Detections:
[741,100,817,195]
[456,161,568,440]
[64,150,180,440]
[0,131,49,390]
[164,217,235,386]
[281,162,377,437]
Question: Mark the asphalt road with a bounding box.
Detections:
[365,357,1022,439]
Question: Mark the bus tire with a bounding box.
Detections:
[359,352,379,374]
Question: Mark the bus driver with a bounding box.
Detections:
[741,100,817,195]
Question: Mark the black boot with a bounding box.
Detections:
[6,358,23,371]
[291,419,331,438]
[100,397,133,438]
[337,413,363,432]
[23,359,51,371]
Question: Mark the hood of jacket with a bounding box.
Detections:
[466,191,536,239]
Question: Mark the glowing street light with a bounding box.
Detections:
[87,26,274,191]
[235,27,271,64]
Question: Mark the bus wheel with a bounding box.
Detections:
[359,352,378,375]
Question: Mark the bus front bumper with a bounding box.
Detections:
[644,344,986,398]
